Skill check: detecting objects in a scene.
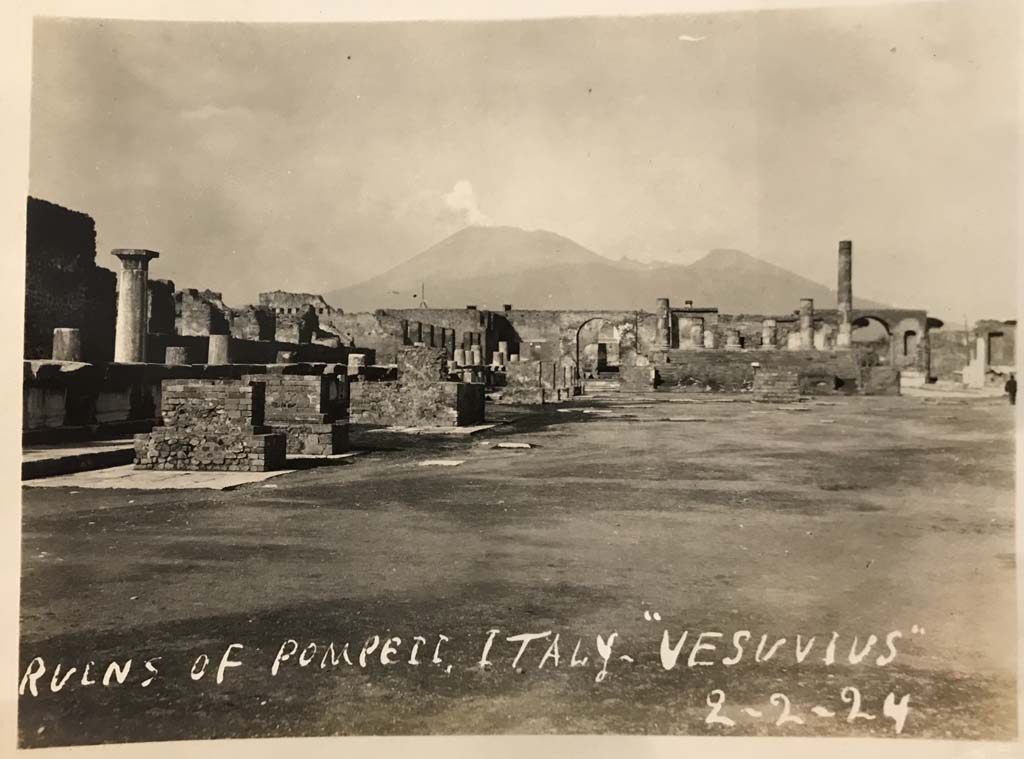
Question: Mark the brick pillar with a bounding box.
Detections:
[112,248,159,363]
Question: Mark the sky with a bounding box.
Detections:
[28,1,1019,322]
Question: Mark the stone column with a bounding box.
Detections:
[799,298,815,350]
[655,298,672,351]
[165,346,190,365]
[761,319,777,349]
[690,318,704,348]
[112,248,159,363]
[837,240,853,348]
[401,319,410,345]
[52,328,82,361]
[209,334,231,364]
[724,329,741,350]
[454,348,466,366]
[703,330,717,349]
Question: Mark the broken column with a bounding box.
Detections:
[761,319,777,349]
[347,352,366,376]
[454,348,466,366]
[703,330,717,349]
[799,298,815,350]
[112,248,159,363]
[724,329,741,350]
[164,346,190,365]
[51,328,82,362]
[836,240,853,348]
[208,334,231,365]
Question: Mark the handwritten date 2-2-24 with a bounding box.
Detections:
[705,687,911,734]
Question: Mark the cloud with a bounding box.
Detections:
[443,180,490,227]
[677,34,707,42]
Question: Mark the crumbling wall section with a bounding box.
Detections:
[134,379,286,471]
[24,197,117,362]
[350,381,481,427]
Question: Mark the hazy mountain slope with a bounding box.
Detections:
[326,228,887,312]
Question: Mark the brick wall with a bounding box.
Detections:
[134,379,286,471]
[397,345,449,383]
[751,370,801,402]
[657,349,864,393]
[350,380,484,427]
[241,373,349,454]
[24,197,117,362]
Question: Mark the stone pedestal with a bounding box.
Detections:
[209,334,231,365]
[52,328,82,362]
[112,248,159,363]
[165,346,190,365]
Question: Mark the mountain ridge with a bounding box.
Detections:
[326,227,889,313]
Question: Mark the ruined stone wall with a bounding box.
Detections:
[259,291,342,318]
[175,289,231,337]
[24,197,117,362]
[929,329,972,382]
[349,380,484,427]
[751,370,801,402]
[502,309,660,366]
[397,345,449,383]
[657,350,865,394]
[134,379,286,471]
[147,279,177,335]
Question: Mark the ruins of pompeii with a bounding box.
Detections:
[19,195,1017,744]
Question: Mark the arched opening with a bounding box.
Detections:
[852,315,892,366]
[903,330,919,357]
[574,316,639,379]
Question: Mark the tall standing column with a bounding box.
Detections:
[836,240,853,348]
[799,298,815,350]
[655,298,672,352]
[112,249,159,363]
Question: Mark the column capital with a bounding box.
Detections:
[112,249,160,266]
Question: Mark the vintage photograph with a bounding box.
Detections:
[17,0,1019,750]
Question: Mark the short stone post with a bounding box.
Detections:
[209,334,231,364]
[52,328,82,362]
[165,346,190,365]
[761,319,777,349]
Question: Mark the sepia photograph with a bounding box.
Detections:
[12,0,1021,752]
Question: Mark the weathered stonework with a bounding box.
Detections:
[751,370,801,402]
[241,373,350,455]
[350,380,484,427]
[134,379,286,471]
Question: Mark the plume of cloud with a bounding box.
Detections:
[678,34,707,42]
[443,180,491,227]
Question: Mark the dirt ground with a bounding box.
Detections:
[17,393,1018,747]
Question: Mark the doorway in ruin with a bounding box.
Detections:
[903,330,919,358]
[851,315,893,366]
[574,317,635,378]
